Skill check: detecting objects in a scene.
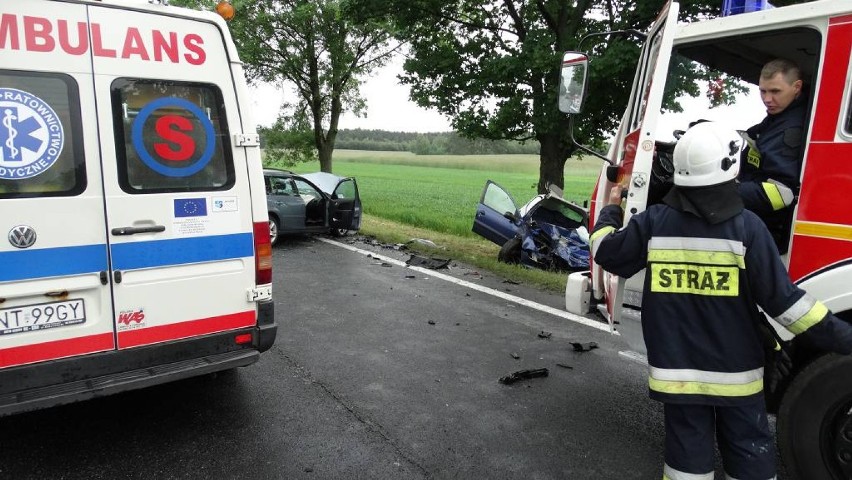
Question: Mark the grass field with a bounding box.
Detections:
[279,149,602,238]
[267,149,602,291]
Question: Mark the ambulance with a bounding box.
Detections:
[0,0,275,415]
[560,1,852,477]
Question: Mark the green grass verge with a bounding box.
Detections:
[358,215,570,293]
[267,150,602,293]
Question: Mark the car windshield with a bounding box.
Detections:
[301,172,343,195]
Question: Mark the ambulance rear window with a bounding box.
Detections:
[111,79,235,194]
[0,71,86,198]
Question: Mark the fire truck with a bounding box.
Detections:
[560,1,852,477]
[0,0,276,415]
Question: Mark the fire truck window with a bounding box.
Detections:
[0,71,85,199]
[111,79,234,194]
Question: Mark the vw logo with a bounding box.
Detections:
[8,225,36,249]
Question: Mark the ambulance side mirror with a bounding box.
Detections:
[558,52,589,114]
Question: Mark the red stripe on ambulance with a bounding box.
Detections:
[117,311,256,349]
[0,333,115,368]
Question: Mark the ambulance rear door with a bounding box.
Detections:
[0,2,116,368]
[600,1,679,328]
[89,4,258,349]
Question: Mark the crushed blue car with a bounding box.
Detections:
[471,180,590,272]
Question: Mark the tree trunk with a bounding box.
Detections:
[537,131,572,194]
[318,142,333,173]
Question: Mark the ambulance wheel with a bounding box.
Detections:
[498,236,521,264]
[777,353,852,480]
[269,217,280,246]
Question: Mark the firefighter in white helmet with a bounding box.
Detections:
[589,121,852,479]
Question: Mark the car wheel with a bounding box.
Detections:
[777,353,852,480]
[330,227,348,237]
[497,236,522,264]
[269,216,280,246]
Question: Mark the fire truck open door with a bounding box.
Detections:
[599,1,679,330]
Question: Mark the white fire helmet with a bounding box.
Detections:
[672,121,742,187]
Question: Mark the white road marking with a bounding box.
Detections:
[319,237,618,335]
[618,350,648,365]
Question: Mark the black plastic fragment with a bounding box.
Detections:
[571,342,598,352]
[499,368,549,385]
[406,254,450,270]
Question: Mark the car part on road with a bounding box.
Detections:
[406,254,451,270]
[571,342,598,352]
[538,331,553,339]
[499,368,550,385]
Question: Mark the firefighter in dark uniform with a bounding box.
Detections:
[590,121,852,480]
[738,58,806,254]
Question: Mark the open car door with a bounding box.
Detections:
[599,0,679,330]
[472,180,521,246]
[328,177,362,231]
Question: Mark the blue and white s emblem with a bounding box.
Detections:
[0,88,64,180]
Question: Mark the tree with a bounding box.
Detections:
[347,0,753,193]
[172,0,399,172]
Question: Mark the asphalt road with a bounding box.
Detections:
[0,233,787,479]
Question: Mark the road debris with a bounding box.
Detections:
[406,254,451,270]
[428,320,436,325]
[499,368,549,385]
[408,238,438,248]
[510,352,521,360]
[556,363,574,369]
[537,331,552,339]
[571,342,598,352]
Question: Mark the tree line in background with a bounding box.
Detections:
[258,127,540,155]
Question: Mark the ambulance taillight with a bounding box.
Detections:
[253,222,273,285]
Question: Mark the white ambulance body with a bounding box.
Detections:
[561,1,852,477]
[0,0,275,415]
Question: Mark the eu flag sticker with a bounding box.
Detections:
[174,198,208,218]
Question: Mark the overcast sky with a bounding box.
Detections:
[248,59,766,137]
[248,59,453,133]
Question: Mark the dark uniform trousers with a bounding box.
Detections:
[663,402,774,480]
